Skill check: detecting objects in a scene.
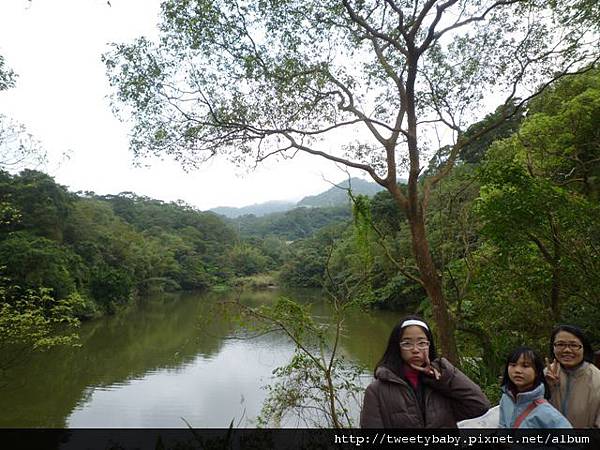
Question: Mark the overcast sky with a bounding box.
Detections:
[0,0,365,210]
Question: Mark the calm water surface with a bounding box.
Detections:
[1,289,400,427]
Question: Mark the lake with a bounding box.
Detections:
[0,288,401,428]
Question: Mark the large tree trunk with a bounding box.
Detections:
[407,206,459,365]
[391,55,459,365]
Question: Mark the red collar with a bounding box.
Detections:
[404,364,420,389]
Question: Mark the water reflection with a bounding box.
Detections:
[68,338,292,427]
[0,289,403,427]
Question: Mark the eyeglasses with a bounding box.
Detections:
[553,342,583,351]
[399,341,430,351]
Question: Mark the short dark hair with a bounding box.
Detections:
[501,346,550,399]
[374,315,437,378]
[549,324,594,364]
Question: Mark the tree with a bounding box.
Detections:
[438,70,600,388]
[524,69,600,201]
[0,59,80,384]
[0,277,82,385]
[458,101,525,164]
[227,242,269,276]
[0,55,15,92]
[217,270,366,427]
[0,116,46,172]
[0,170,74,242]
[475,70,600,331]
[105,0,599,362]
[0,55,47,172]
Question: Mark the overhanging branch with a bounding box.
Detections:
[281,132,387,186]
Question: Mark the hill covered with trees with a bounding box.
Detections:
[210,177,384,218]
[0,171,242,319]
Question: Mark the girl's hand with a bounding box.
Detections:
[410,352,441,380]
[545,357,560,386]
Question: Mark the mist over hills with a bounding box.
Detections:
[297,177,385,208]
[210,200,296,219]
[210,177,386,218]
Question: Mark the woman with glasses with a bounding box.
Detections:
[545,324,600,427]
[360,315,490,428]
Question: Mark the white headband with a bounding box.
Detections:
[401,319,429,331]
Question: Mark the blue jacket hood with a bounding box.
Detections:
[501,382,545,404]
[499,383,571,429]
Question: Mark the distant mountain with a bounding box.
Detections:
[233,205,352,240]
[209,177,386,218]
[297,177,385,208]
[210,200,296,218]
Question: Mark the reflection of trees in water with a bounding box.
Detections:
[232,289,406,427]
[339,309,402,370]
[276,289,404,370]
[0,288,399,427]
[241,287,405,370]
[0,291,235,427]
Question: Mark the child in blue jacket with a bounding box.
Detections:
[499,347,571,428]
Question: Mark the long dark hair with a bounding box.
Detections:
[374,315,437,378]
[501,346,550,399]
[549,324,594,364]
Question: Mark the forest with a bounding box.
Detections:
[2,68,599,399]
[1,0,599,426]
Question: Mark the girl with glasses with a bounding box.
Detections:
[360,315,490,428]
[499,347,571,428]
[545,324,600,427]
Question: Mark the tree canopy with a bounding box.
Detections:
[105,0,599,362]
[104,0,598,187]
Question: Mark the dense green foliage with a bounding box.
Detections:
[1,57,76,372]
[232,205,351,240]
[0,278,82,382]
[276,70,600,399]
[0,171,245,319]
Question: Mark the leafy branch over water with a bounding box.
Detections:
[212,258,369,428]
